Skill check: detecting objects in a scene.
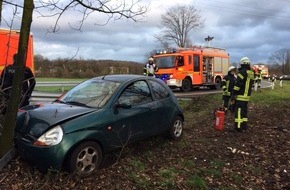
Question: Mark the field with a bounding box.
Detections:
[0,81,289,189]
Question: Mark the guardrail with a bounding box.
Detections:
[36,81,80,92]
[31,81,78,102]
[31,92,61,102]
[36,82,80,87]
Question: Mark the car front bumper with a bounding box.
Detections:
[14,135,67,171]
[166,79,182,88]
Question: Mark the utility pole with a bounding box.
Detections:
[205,35,214,47]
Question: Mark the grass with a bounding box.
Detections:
[250,80,290,105]
[186,174,208,190]
[2,80,289,189]
[157,167,178,189]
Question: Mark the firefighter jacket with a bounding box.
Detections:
[143,63,158,77]
[258,70,262,80]
[221,72,236,97]
[1,64,36,96]
[232,67,255,102]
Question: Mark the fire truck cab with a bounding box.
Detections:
[153,46,229,92]
[0,28,34,74]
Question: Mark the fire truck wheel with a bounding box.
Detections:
[215,77,222,89]
[167,116,183,140]
[210,77,222,89]
[180,78,192,92]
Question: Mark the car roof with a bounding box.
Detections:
[90,74,149,83]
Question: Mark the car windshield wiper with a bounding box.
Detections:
[53,99,66,104]
[65,101,92,108]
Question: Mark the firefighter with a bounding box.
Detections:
[221,66,237,112]
[257,68,262,88]
[143,57,158,77]
[252,66,259,85]
[230,57,255,132]
[0,54,35,110]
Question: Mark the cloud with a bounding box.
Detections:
[2,0,290,64]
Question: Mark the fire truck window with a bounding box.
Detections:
[194,55,200,71]
[118,81,152,106]
[188,55,192,65]
[155,56,175,68]
[177,56,184,66]
[148,80,170,100]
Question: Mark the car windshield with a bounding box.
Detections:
[58,79,121,108]
[154,56,176,69]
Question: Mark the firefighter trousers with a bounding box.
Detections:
[234,101,248,131]
[222,95,230,109]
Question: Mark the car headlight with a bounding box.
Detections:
[33,125,63,146]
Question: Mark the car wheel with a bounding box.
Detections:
[66,141,103,176]
[168,116,183,140]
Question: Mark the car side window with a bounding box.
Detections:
[118,80,152,106]
[148,80,170,100]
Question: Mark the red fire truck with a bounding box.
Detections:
[0,28,34,74]
[253,64,269,79]
[153,46,230,92]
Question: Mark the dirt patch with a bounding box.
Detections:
[0,97,289,190]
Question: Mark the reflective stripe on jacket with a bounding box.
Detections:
[233,69,255,102]
[221,73,236,97]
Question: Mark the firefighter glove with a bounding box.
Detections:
[230,96,236,105]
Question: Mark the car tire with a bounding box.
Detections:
[66,141,103,176]
[168,116,183,140]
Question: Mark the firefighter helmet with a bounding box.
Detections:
[228,66,236,72]
[148,57,154,62]
[240,57,250,65]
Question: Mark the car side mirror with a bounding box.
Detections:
[114,103,132,114]
[177,62,184,67]
[115,103,132,109]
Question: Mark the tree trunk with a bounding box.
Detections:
[0,0,34,158]
[0,0,3,25]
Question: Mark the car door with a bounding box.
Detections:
[108,80,158,147]
[148,79,173,134]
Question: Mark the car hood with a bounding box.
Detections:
[15,103,96,140]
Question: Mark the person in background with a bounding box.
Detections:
[221,66,237,113]
[230,57,255,132]
[0,53,35,110]
[257,68,262,88]
[143,57,158,77]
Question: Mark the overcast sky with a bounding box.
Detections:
[2,0,290,64]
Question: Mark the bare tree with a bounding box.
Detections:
[0,0,34,158]
[155,4,204,48]
[35,0,148,32]
[0,0,148,158]
[268,48,290,75]
[0,0,2,25]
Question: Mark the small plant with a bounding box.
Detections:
[231,173,243,184]
[157,168,178,189]
[186,174,208,190]
[128,158,145,172]
[129,171,151,189]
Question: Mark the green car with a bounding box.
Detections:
[14,75,184,176]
